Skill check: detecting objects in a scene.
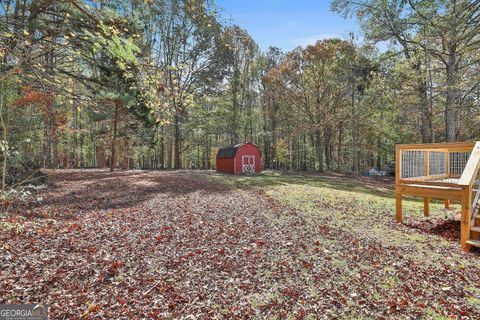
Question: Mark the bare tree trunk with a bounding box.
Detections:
[204,131,210,169]
[0,99,8,192]
[289,137,294,171]
[110,102,119,172]
[302,134,307,171]
[337,121,343,172]
[44,127,51,168]
[166,125,173,169]
[445,55,458,142]
[72,102,78,167]
[351,84,359,175]
[159,125,165,169]
[52,124,58,169]
[123,138,130,169]
[96,146,104,168]
[376,137,382,168]
[271,102,278,169]
[231,69,240,144]
[174,113,181,169]
[410,60,433,143]
[324,127,332,171]
[418,78,432,143]
[262,118,271,169]
[315,129,324,173]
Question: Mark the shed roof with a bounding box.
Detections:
[217,143,260,159]
[217,144,242,159]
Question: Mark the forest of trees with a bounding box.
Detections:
[1,0,479,187]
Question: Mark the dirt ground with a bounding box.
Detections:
[1,170,479,319]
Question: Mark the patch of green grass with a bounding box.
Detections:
[208,171,393,198]
[0,221,24,233]
[467,297,480,306]
[424,308,453,320]
[466,286,480,294]
[382,275,398,288]
[371,292,383,302]
[407,233,428,242]
[203,171,476,267]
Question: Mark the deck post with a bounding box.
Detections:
[396,191,403,223]
[395,145,402,223]
[460,186,471,251]
[423,198,430,216]
[444,199,450,209]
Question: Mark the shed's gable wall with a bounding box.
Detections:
[234,144,262,173]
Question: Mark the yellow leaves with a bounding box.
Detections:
[156,118,171,126]
[81,303,100,318]
[108,26,120,36]
[23,30,29,36]
[2,242,11,251]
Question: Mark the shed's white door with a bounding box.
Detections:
[242,155,255,174]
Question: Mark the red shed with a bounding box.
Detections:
[216,143,262,175]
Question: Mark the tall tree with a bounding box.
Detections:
[331,0,432,143]
[223,25,259,144]
[259,47,284,169]
[407,0,480,141]
[147,0,225,169]
[266,39,358,172]
[332,0,480,142]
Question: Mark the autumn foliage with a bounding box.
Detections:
[14,85,54,108]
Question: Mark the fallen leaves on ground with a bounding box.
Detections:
[1,170,479,319]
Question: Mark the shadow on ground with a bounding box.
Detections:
[205,170,396,199]
[403,218,461,242]
[19,170,232,219]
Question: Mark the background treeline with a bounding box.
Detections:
[1,0,479,187]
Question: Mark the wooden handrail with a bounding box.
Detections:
[396,141,476,150]
[458,141,480,186]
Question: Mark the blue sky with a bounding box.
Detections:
[216,0,359,52]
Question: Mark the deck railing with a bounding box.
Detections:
[396,141,480,250]
[458,142,480,227]
[397,142,475,186]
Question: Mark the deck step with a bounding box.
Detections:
[466,239,480,248]
[471,226,480,232]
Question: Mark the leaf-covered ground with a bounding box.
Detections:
[1,170,479,319]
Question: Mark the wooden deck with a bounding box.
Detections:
[396,141,480,251]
